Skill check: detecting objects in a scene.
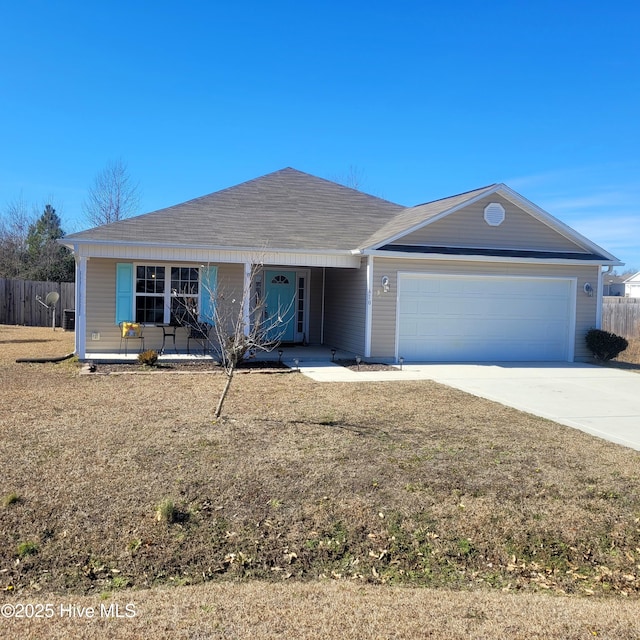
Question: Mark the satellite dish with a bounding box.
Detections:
[45,291,60,307]
[36,291,61,330]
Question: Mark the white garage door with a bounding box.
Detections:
[397,274,575,362]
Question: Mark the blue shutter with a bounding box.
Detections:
[115,263,134,324]
[199,266,217,323]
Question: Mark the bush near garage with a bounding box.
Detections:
[585,328,629,361]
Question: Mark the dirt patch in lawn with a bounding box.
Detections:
[92,360,290,375]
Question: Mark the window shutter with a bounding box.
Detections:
[199,266,218,323]
[115,263,134,324]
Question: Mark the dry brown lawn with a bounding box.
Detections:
[1,325,640,639]
[4,581,640,640]
[612,337,640,369]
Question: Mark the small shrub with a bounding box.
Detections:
[128,538,142,553]
[2,492,20,507]
[17,540,39,557]
[585,329,628,361]
[111,576,130,589]
[156,498,177,523]
[138,349,159,367]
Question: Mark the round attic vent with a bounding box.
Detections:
[484,202,505,226]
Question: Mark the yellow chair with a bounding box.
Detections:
[119,322,145,355]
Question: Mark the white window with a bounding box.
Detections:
[134,265,200,324]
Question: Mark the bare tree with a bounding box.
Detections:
[0,196,35,278]
[82,159,140,227]
[331,165,366,191]
[176,261,293,420]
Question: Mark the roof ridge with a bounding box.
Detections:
[411,183,498,208]
[165,167,301,209]
[148,167,403,214]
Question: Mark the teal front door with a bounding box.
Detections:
[265,270,296,342]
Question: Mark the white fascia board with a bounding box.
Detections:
[623,271,640,283]
[366,249,622,266]
[68,241,362,268]
[365,185,501,250]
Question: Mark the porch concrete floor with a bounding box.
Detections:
[83,345,359,365]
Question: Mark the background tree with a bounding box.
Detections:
[332,165,366,190]
[0,196,35,278]
[1,199,74,281]
[25,204,75,282]
[82,158,141,227]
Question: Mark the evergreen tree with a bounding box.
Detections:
[25,205,75,281]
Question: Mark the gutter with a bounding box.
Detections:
[361,249,623,267]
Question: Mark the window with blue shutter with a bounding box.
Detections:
[116,262,217,325]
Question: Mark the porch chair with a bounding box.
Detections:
[187,322,211,355]
[119,321,145,355]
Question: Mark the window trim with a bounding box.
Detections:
[119,262,209,326]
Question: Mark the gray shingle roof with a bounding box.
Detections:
[65,167,405,252]
[62,168,620,264]
[359,184,498,249]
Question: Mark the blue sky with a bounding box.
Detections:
[1,0,638,270]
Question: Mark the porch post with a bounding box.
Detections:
[321,267,326,344]
[364,255,373,358]
[243,262,252,336]
[76,255,88,359]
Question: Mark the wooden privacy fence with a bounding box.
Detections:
[0,278,75,327]
[602,297,640,340]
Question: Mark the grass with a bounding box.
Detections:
[2,492,20,507]
[16,540,39,558]
[1,325,640,639]
[613,337,640,368]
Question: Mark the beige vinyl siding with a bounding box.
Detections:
[84,259,244,355]
[393,194,588,253]
[323,261,367,354]
[85,258,120,354]
[370,257,600,362]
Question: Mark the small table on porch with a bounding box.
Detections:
[157,324,180,355]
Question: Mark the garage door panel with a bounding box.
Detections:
[398,298,418,314]
[398,274,573,362]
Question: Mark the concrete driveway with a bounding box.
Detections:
[294,361,640,451]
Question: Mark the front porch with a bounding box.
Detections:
[76,257,370,362]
